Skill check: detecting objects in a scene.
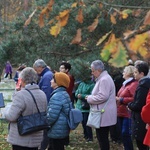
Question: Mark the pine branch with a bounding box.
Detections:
[98,1,150,9]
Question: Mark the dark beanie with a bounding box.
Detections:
[54,72,70,88]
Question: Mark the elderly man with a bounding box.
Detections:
[86,60,117,150]
[33,59,53,150]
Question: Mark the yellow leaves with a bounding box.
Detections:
[50,10,70,37]
[96,31,112,46]
[50,23,61,37]
[87,16,99,32]
[71,2,77,8]
[76,9,84,24]
[100,34,128,67]
[24,9,37,27]
[128,32,148,52]
[128,32,149,57]
[70,29,82,44]
[143,11,150,26]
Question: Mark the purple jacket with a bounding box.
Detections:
[87,71,117,127]
[5,62,12,73]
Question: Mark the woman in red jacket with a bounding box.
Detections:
[141,91,150,146]
[116,65,138,150]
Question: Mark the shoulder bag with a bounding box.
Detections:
[17,89,50,136]
[87,98,110,128]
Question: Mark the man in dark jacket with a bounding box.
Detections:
[128,62,150,150]
[33,59,53,150]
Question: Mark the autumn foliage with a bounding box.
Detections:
[24,0,150,67]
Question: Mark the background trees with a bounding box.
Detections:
[0,0,150,80]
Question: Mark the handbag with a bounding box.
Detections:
[87,98,110,128]
[17,89,50,136]
[81,99,90,110]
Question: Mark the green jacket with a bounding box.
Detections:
[75,80,95,112]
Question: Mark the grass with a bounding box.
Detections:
[0,120,137,150]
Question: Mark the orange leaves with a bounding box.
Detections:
[39,0,54,28]
[70,29,82,44]
[110,14,116,24]
[110,9,132,24]
[87,17,99,32]
[57,10,70,27]
[143,11,150,26]
[76,9,84,24]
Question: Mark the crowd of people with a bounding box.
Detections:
[2,59,150,150]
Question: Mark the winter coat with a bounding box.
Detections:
[39,67,53,102]
[117,78,138,118]
[75,80,95,112]
[5,62,12,74]
[87,71,117,127]
[4,84,47,148]
[47,87,70,139]
[128,77,150,142]
[141,91,150,146]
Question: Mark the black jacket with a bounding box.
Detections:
[128,77,150,142]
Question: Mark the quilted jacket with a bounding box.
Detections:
[47,86,70,139]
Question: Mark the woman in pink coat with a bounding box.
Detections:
[86,60,117,150]
[141,91,150,146]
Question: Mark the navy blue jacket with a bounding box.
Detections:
[38,67,53,102]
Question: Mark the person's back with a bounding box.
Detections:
[5,61,12,79]
[4,67,47,149]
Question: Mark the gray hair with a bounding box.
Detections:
[91,60,105,71]
[33,59,47,68]
[20,67,38,84]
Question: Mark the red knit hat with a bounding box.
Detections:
[54,72,70,88]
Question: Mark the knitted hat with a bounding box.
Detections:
[54,72,70,88]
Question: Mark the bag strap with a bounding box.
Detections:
[92,95,111,112]
[25,89,40,113]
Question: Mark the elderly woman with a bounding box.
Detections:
[4,67,47,150]
[116,65,138,150]
[86,60,117,150]
[47,72,71,150]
